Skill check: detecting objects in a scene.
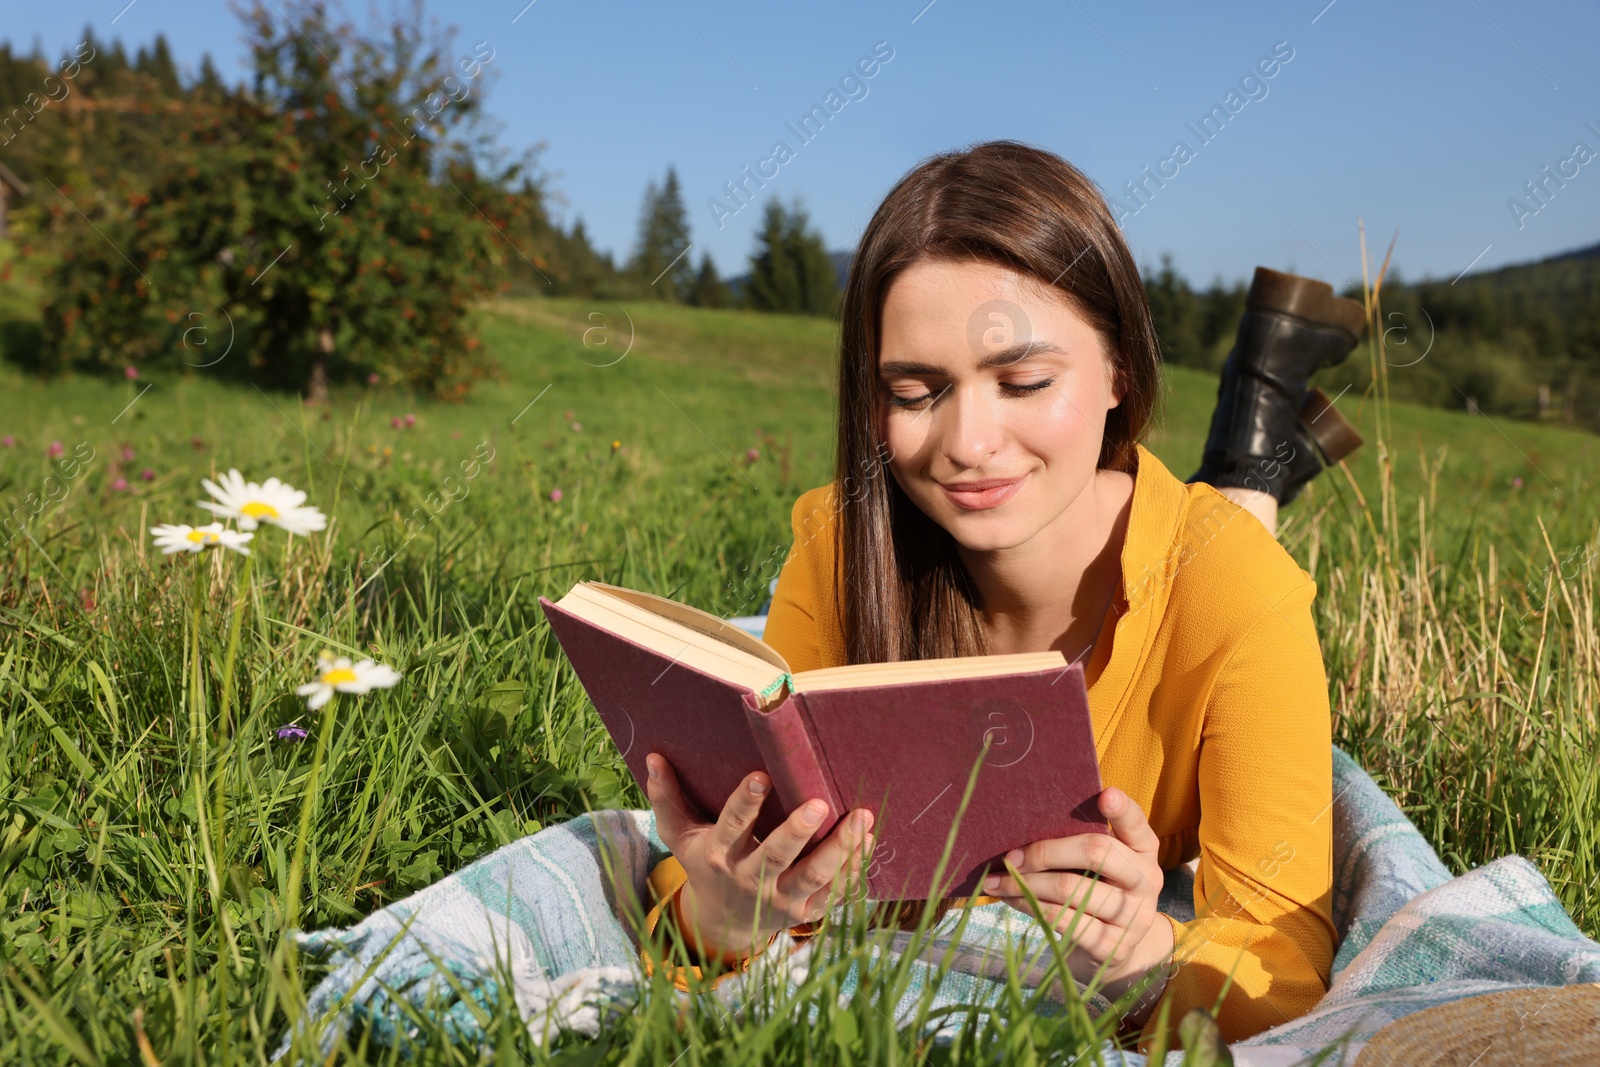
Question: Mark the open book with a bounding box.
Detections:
[539,581,1106,899]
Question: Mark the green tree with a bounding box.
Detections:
[38,0,528,401]
[135,34,182,97]
[196,53,226,96]
[745,196,837,318]
[631,166,693,301]
[1143,254,1202,369]
[559,216,624,297]
[1196,275,1247,371]
[687,251,731,308]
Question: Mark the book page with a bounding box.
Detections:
[586,582,791,673]
[793,651,1066,692]
[556,583,786,694]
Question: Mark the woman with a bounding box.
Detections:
[641,140,1367,1050]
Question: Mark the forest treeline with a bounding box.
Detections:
[0,4,836,398]
[0,6,1594,427]
[1143,250,1600,431]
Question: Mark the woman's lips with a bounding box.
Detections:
[938,473,1027,511]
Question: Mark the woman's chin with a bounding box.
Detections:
[934,510,1042,554]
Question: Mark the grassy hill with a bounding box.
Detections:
[1,296,1597,1063]
[7,291,1596,518]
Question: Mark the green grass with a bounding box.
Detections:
[0,295,1597,1064]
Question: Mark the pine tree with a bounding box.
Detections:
[141,34,183,97]
[106,39,131,79]
[553,216,615,298]
[196,54,225,96]
[631,166,693,301]
[630,178,660,291]
[745,200,799,312]
[745,197,838,317]
[789,199,840,318]
[1143,254,1201,368]
[688,251,732,308]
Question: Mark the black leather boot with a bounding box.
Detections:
[1188,267,1367,506]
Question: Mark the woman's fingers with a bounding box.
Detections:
[1099,787,1161,858]
[1008,833,1148,892]
[986,869,1129,924]
[777,809,875,910]
[748,799,864,883]
[799,835,870,922]
[646,759,785,868]
[1000,895,1121,948]
[744,798,834,880]
[787,812,876,895]
[705,771,772,858]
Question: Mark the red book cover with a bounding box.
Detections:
[792,668,1105,899]
[539,594,1106,901]
[539,596,799,841]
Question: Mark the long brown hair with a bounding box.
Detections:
[836,139,1162,667]
[835,140,1164,931]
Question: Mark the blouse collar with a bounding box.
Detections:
[1084,442,1193,749]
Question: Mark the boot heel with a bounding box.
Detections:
[1298,388,1363,465]
[1248,268,1368,341]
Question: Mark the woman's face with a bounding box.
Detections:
[877,258,1123,554]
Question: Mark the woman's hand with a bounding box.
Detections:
[645,752,875,962]
[982,787,1173,1013]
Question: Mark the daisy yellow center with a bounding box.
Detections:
[242,501,280,519]
[186,530,218,543]
[321,668,359,685]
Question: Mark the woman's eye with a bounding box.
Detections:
[1000,378,1055,396]
[885,382,947,409]
[885,379,1052,408]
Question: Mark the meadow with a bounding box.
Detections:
[1,294,1598,1064]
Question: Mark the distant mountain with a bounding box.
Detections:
[1333,236,1600,430]
[1453,238,1600,281]
[1544,240,1600,264]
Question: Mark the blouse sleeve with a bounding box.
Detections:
[1139,578,1336,1049]
[636,856,820,992]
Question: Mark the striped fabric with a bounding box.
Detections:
[277,748,1600,1064]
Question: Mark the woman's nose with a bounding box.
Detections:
[940,387,1003,468]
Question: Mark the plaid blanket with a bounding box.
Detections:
[277,748,1600,1064]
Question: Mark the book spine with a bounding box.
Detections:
[742,691,842,844]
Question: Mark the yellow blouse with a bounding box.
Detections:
[641,443,1334,1050]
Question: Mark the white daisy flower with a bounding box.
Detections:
[198,469,328,536]
[295,649,402,711]
[150,522,254,556]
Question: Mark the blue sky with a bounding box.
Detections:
[7,0,1599,287]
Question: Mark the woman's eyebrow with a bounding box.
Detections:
[978,340,1067,368]
[879,359,947,376]
[879,340,1066,377]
